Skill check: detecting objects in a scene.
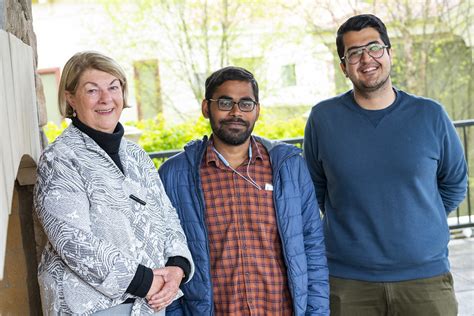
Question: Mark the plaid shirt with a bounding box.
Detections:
[200,137,293,315]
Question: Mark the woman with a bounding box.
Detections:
[34,51,194,315]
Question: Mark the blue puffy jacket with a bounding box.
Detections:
[158,136,329,315]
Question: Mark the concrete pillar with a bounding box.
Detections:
[0,0,5,29]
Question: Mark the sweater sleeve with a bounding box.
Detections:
[304,108,328,213]
[437,111,468,213]
[126,264,154,297]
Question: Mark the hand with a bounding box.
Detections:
[145,274,165,300]
[147,266,184,311]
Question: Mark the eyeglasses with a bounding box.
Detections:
[209,98,257,112]
[342,43,389,65]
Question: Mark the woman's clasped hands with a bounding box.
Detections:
[146,266,184,311]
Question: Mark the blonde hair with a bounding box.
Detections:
[58,51,129,118]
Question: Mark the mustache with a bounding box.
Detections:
[358,61,381,68]
[220,118,249,126]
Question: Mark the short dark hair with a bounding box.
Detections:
[336,14,391,63]
[204,66,259,102]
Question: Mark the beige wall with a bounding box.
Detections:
[1,0,46,314]
[0,28,41,280]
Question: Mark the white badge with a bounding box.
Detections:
[265,183,273,191]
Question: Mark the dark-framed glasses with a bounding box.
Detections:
[342,43,389,65]
[209,98,257,112]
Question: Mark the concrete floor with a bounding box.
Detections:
[449,236,474,316]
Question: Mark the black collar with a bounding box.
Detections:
[72,117,125,172]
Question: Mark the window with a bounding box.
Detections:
[133,59,162,120]
[281,64,296,87]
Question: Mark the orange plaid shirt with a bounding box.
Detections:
[200,137,293,315]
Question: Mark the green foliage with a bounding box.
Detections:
[126,114,212,153]
[390,36,472,121]
[131,108,307,152]
[44,121,69,144]
[43,108,307,153]
[127,109,307,167]
[254,108,306,140]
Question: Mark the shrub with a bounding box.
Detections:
[43,108,308,168]
[126,114,212,153]
[44,121,70,143]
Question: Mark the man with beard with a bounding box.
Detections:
[304,14,467,316]
[159,66,329,315]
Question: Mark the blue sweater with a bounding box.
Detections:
[304,89,467,282]
[159,136,329,315]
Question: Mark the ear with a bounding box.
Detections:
[202,99,210,118]
[339,62,348,78]
[255,103,260,121]
[65,91,76,109]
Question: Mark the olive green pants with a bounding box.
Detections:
[329,273,457,316]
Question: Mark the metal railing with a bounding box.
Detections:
[450,120,473,230]
[149,119,474,230]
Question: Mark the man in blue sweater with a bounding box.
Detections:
[304,14,467,316]
[159,66,329,315]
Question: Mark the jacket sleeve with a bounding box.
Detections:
[34,153,137,299]
[297,157,329,315]
[437,111,468,214]
[152,170,195,282]
[165,299,184,316]
[303,109,327,213]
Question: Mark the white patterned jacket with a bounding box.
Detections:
[34,125,194,315]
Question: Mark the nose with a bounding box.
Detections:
[99,88,112,103]
[228,102,243,116]
[360,49,373,63]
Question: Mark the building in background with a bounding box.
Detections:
[32,1,336,124]
[32,1,473,126]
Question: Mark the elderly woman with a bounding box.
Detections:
[34,51,194,315]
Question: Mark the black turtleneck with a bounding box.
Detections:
[72,117,125,173]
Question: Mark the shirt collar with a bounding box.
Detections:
[205,135,263,168]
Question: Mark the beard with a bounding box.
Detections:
[208,111,255,146]
[351,62,391,93]
[354,71,391,93]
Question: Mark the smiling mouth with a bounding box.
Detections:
[95,109,114,114]
[361,66,378,73]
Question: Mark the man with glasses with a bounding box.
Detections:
[159,66,329,315]
[304,14,467,316]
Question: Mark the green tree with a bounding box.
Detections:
[98,0,275,112]
[298,0,473,120]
